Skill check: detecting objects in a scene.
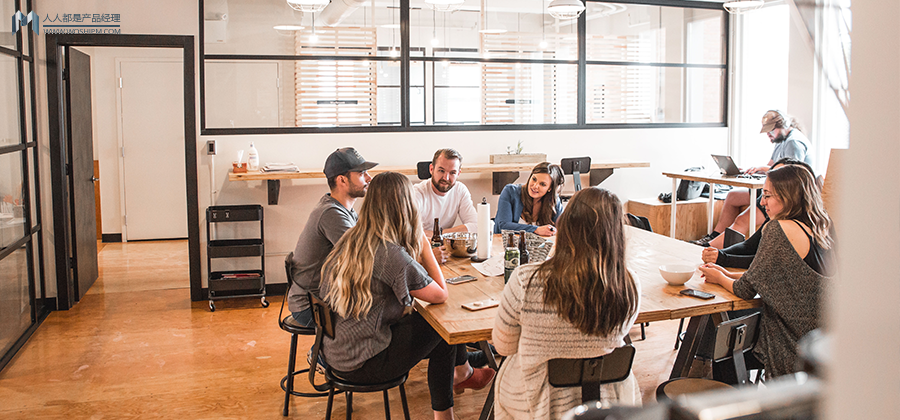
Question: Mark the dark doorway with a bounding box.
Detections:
[46,35,200,310]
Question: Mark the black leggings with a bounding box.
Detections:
[332,312,466,412]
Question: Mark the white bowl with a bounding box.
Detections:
[659,265,696,286]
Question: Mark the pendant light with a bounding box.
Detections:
[723,0,765,14]
[547,0,584,20]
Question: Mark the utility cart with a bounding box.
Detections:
[206,205,268,311]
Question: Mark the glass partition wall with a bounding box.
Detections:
[200,0,727,134]
[0,0,47,372]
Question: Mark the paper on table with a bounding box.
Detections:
[471,255,504,277]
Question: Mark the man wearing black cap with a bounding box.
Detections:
[286,147,378,328]
[691,110,812,247]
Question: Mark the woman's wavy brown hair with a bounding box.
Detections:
[322,172,423,319]
[519,162,565,226]
[534,187,639,336]
[766,165,833,249]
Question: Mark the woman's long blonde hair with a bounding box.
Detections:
[535,188,639,336]
[322,172,423,319]
[766,165,833,249]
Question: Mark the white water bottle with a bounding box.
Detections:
[247,142,259,171]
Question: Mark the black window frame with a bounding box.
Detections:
[198,0,728,136]
[0,0,50,373]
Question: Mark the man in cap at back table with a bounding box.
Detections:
[691,110,812,247]
[286,147,377,328]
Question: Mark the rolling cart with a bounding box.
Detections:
[206,204,269,311]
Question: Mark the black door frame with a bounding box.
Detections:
[46,34,201,309]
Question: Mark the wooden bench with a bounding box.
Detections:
[627,197,726,241]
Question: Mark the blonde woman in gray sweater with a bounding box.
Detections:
[493,188,642,419]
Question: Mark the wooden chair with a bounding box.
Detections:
[309,293,411,420]
[547,343,636,405]
[279,253,328,416]
[656,312,762,402]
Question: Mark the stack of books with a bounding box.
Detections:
[261,163,300,173]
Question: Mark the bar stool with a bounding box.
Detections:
[280,253,328,416]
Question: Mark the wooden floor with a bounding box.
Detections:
[0,241,682,419]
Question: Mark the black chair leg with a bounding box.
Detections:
[346,391,353,420]
[325,388,335,420]
[283,333,298,416]
[399,383,411,420]
[674,318,685,350]
[641,323,647,340]
[383,390,392,420]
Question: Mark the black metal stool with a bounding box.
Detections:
[280,253,328,416]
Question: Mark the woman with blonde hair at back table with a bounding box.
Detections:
[319,172,494,420]
[493,187,642,419]
[700,165,834,380]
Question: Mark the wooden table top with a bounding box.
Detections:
[228,161,650,182]
[415,227,760,345]
[662,171,766,189]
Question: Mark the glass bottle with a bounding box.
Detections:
[504,234,520,284]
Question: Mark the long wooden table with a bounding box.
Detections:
[416,227,760,419]
[416,227,760,345]
[662,171,766,238]
[229,161,649,204]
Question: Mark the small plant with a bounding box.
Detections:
[506,140,524,154]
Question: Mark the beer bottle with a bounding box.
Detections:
[518,231,529,265]
[431,218,443,248]
[503,234,520,284]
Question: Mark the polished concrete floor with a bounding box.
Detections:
[0,240,682,419]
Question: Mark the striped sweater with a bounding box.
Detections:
[493,264,642,420]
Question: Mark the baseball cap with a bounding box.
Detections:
[760,110,787,133]
[323,147,378,179]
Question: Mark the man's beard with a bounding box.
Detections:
[771,131,787,143]
[349,184,367,198]
[432,178,454,193]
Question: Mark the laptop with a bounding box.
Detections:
[710,154,743,176]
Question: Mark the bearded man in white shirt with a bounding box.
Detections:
[413,148,479,264]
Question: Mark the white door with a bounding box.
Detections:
[119,61,187,241]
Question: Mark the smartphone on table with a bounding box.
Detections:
[679,288,715,300]
[446,275,477,285]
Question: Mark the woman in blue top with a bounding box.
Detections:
[494,162,565,236]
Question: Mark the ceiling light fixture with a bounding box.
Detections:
[723,0,765,14]
[424,0,465,13]
[286,0,330,13]
[547,0,585,20]
[479,0,507,34]
[273,24,305,31]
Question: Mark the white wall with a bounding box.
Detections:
[825,1,900,419]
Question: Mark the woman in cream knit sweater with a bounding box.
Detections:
[493,188,642,419]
